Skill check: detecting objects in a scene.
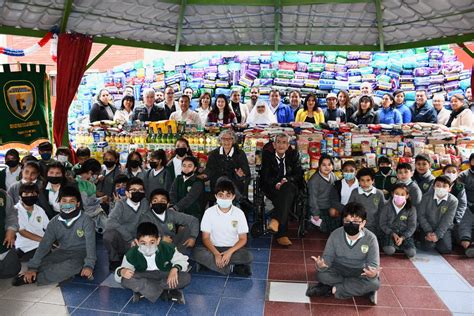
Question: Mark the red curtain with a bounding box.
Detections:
[53,33,92,151]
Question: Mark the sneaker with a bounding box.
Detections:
[109,261,121,272]
[305,283,332,297]
[368,291,378,305]
[132,292,143,303]
[12,275,32,287]
[169,289,185,304]
[233,264,252,277]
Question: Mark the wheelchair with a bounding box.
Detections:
[250,164,308,239]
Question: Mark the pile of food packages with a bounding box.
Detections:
[69,46,472,146]
[76,119,474,182]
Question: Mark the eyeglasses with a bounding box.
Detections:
[343,220,363,225]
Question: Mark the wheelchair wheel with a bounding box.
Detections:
[251,221,264,238]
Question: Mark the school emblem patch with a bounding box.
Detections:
[187,187,191,192]
[167,223,174,231]
[373,197,380,206]
[440,206,448,214]
[423,183,430,191]
[36,216,42,223]
[4,81,36,121]
[390,177,397,184]
[76,229,84,238]
[399,215,407,221]
[361,244,369,254]
[231,220,238,228]
[0,198,4,207]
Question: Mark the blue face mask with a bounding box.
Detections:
[116,187,126,197]
[343,172,355,181]
[216,198,233,209]
[41,153,52,160]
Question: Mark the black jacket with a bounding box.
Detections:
[261,143,304,196]
[349,109,380,125]
[132,105,167,122]
[89,101,116,123]
[205,145,251,195]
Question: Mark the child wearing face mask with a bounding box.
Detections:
[335,161,359,207]
[193,180,253,276]
[37,141,55,178]
[417,176,458,254]
[413,154,435,194]
[348,168,385,237]
[169,156,204,220]
[395,163,422,206]
[444,165,473,257]
[12,185,96,286]
[459,153,474,214]
[96,150,123,201]
[8,161,42,205]
[115,222,190,304]
[143,150,173,198]
[15,183,49,261]
[374,156,397,200]
[139,189,199,254]
[167,138,192,179]
[0,149,21,191]
[104,177,148,271]
[379,184,417,258]
[125,151,145,180]
[109,174,129,210]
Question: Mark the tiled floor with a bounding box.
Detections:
[0,222,472,315]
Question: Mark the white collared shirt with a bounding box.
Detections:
[220,146,234,157]
[5,167,21,189]
[153,167,164,177]
[319,172,331,182]
[15,202,49,252]
[270,103,279,114]
[173,156,182,178]
[275,154,286,176]
[358,186,377,197]
[201,204,248,247]
[46,183,60,213]
[341,179,359,205]
[126,199,140,211]
[346,229,365,246]
[58,211,82,227]
[434,194,449,205]
[392,200,405,214]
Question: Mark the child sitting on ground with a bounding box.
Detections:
[115,222,190,304]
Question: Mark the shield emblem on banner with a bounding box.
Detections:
[4,81,36,121]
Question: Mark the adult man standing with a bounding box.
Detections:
[350,82,382,110]
[132,88,167,122]
[410,90,437,123]
[169,95,201,126]
[246,87,260,112]
[323,93,346,123]
[289,90,303,119]
[269,90,293,124]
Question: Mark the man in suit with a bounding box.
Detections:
[132,88,167,122]
[261,133,304,246]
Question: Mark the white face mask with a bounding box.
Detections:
[138,244,157,257]
[216,198,233,209]
[21,179,37,184]
[444,173,457,183]
[434,187,449,199]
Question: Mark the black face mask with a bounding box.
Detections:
[182,171,194,177]
[6,160,19,168]
[130,191,145,203]
[379,166,391,174]
[151,203,168,215]
[129,160,141,169]
[175,148,188,158]
[60,208,81,220]
[104,161,116,169]
[149,161,159,169]
[22,196,38,206]
[343,222,360,236]
[47,176,63,185]
[470,165,474,172]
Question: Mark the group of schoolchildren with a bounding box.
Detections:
[0,139,253,305]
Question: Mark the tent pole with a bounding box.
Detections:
[60,0,74,33]
[86,44,112,70]
[374,0,384,51]
[457,43,474,59]
[175,0,187,52]
[274,0,281,51]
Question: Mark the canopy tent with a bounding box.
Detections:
[0,0,473,55]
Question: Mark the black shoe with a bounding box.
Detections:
[109,261,121,272]
[368,291,378,305]
[233,264,252,277]
[132,292,143,303]
[160,290,171,301]
[465,246,474,258]
[169,289,185,304]
[305,283,332,297]
[12,275,32,287]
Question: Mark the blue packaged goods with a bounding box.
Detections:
[334,80,349,91]
[259,54,272,64]
[429,75,444,84]
[414,76,431,86]
[447,89,464,98]
[274,78,291,86]
[335,72,348,81]
[319,79,335,90]
[320,71,335,79]
[335,64,347,72]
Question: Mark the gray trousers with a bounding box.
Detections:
[121,270,191,303]
[0,250,21,279]
[103,229,129,262]
[173,226,192,255]
[420,230,452,254]
[192,246,253,275]
[316,263,380,299]
[36,249,85,285]
[454,209,473,243]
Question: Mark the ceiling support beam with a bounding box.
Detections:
[175,0,187,52]
[385,32,474,51]
[60,0,74,33]
[159,0,371,5]
[85,44,112,70]
[374,0,384,51]
[274,0,281,51]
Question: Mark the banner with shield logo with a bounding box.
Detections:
[0,63,49,145]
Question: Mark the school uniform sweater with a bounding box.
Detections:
[0,190,17,255]
[401,181,423,206]
[139,209,199,240]
[379,201,417,239]
[143,167,173,197]
[413,172,435,194]
[115,242,189,282]
[106,199,149,243]
[418,190,458,239]
[96,166,123,198]
[348,188,385,232]
[320,227,379,272]
[374,170,397,199]
[458,169,474,206]
[28,212,96,271]
[169,175,204,219]
[307,172,339,216]
[450,182,468,224]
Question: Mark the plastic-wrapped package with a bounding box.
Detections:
[304,79,318,88]
[294,71,309,79]
[274,78,291,86]
[260,69,276,78]
[284,52,299,63]
[308,63,325,72]
[319,79,335,90]
[335,72,348,81]
[348,75,362,83]
[289,79,305,88]
[297,62,308,72]
[325,52,337,63]
[444,81,460,91]
[311,55,325,63]
[347,51,360,60]
[205,73,217,80]
[334,80,349,91]
[298,52,312,63]
[414,76,431,86]
[238,77,253,88]
[260,54,272,64]
[276,69,295,79]
[359,52,372,60]
[413,67,431,77]
[308,73,321,80]
[336,56,347,65]
[320,71,336,79]
[271,51,284,62]
[460,70,471,80]
[428,84,442,93]
[216,80,229,88]
[447,89,464,98]
[460,79,471,90]
[429,75,444,84]
[325,63,336,72]
[279,62,297,71]
[444,73,460,82]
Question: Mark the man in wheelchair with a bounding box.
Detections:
[261,133,305,246]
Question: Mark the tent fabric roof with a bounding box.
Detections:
[1,0,473,52]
